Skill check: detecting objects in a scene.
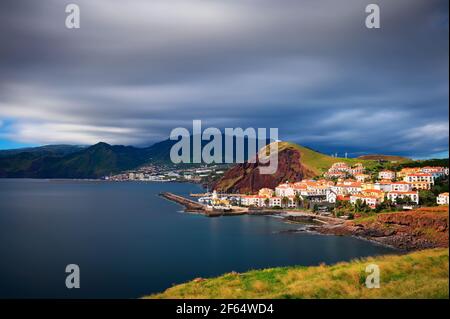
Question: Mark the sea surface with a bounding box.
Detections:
[0,179,395,298]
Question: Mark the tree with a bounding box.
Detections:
[294,194,302,208]
[419,190,437,206]
[354,198,368,213]
[264,197,270,207]
[281,196,289,208]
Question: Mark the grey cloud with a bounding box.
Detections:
[0,0,448,157]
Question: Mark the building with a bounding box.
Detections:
[350,194,381,209]
[361,189,385,201]
[332,181,362,195]
[420,166,448,178]
[350,163,365,175]
[324,171,347,179]
[387,191,419,205]
[355,173,370,182]
[409,181,433,190]
[437,193,449,205]
[361,182,376,191]
[390,181,412,192]
[374,180,393,192]
[240,195,265,207]
[403,173,434,190]
[329,162,350,172]
[269,197,282,207]
[275,183,295,197]
[258,188,274,197]
[397,167,421,178]
[326,189,337,203]
[378,170,396,180]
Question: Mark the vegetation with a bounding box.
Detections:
[0,142,155,178]
[357,154,412,162]
[418,176,449,206]
[275,142,382,175]
[398,158,449,169]
[148,248,449,299]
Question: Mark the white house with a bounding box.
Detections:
[240,195,265,207]
[421,166,448,178]
[350,194,380,209]
[378,170,396,180]
[374,181,393,192]
[437,193,449,205]
[403,173,434,184]
[387,191,419,205]
[354,174,370,182]
[390,181,412,192]
[275,183,295,197]
[269,197,282,207]
[326,189,337,203]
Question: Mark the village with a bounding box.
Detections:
[198,162,449,218]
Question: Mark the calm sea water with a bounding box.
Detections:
[0,179,395,298]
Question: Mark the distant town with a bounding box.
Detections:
[105,163,229,184]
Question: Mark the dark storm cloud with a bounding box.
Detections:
[0,0,448,157]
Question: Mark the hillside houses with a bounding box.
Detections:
[324,162,364,179]
[235,164,448,210]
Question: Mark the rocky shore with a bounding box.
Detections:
[313,206,449,251]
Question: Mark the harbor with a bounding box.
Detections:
[159,192,343,224]
[159,192,247,217]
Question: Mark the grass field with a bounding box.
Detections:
[148,248,449,299]
[276,142,382,175]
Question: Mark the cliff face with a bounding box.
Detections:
[212,146,316,193]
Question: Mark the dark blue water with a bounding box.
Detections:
[0,179,395,298]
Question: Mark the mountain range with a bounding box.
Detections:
[1,138,443,183]
[0,141,166,178]
[0,136,268,178]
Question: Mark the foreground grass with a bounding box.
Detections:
[147,249,449,299]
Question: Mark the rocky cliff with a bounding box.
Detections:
[212,144,317,193]
[318,206,449,251]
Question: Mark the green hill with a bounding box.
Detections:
[148,248,449,299]
[0,142,153,178]
[213,142,383,193]
[277,142,376,175]
[357,154,411,163]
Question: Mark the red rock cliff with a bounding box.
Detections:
[212,147,316,193]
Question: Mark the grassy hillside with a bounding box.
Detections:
[357,154,411,162]
[148,248,449,299]
[276,142,379,175]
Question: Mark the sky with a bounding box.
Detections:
[0,0,448,158]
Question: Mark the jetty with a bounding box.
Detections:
[159,192,341,224]
[159,192,206,213]
[159,192,247,217]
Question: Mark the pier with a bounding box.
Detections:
[159,192,206,213]
[159,192,248,217]
[159,192,341,223]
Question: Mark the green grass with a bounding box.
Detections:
[147,248,449,299]
[276,142,380,175]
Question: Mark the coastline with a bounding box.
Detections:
[159,191,449,252]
